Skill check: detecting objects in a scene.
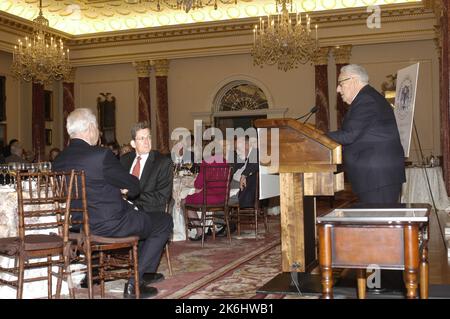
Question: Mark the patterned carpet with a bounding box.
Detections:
[71,191,356,299]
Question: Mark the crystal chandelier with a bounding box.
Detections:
[126,0,238,13]
[252,0,318,72]
[11,0,71,84]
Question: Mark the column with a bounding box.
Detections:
[32,83,45,162]
[154,59,170,155]
[439,1,450,193]
[133,61,152,124]
[314,47,330,132]
[332,45,352,129]
[62,68,76,147]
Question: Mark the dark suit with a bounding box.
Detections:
[120,150,173,213]
[327,85,406,203]
[53,139,173,282]
[235,148,259,208]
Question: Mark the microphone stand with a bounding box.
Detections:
[302,112,314,124]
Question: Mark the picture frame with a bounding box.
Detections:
[44,90,53,121]
[45,129,52,146]
[0,123,6,149]
[0,76,5,122]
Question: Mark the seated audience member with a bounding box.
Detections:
[229,136,259,208]
[120,143,133,157]
[52,108,173,299]
[48,147,61,162]
[184,140,228,240]
[106,141,120,159]
[3,139,18,158]
[5,141,28,163]
[120,122,173,215]
[120,122,173,284]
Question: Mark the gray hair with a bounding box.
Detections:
[340,64,369,85]
[130,121,150,140]
[67,108,98,137]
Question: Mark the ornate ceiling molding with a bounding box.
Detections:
[0,2,436,66]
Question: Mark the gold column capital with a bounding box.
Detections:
[154,59,170,77]
[132,60,151,77]
[332,45,352,65]
[434,24,442,54]
[313,47,330,66]
[64,67,77,83]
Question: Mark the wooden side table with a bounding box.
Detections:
[317,204,430,299]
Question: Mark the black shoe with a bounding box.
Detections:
[142,273,165,285]
[189,234,205,241]
[80,274,100,289]
[123,282,158,299]
[216,225,227,237]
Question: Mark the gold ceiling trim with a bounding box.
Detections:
[0,0,423,35]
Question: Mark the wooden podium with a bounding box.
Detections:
[255,118,343,294]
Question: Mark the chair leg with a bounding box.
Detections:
[55,259,63,299]
[85,246,94,299]
[47,255,53,299]
[133,243,140,299]
[99,252,105,299]
[165,243,173,276]
[237,207,241,236]
[17,256,24,299]
[254,209,258,240]
[201,210,206,248]
[224,208,232,245]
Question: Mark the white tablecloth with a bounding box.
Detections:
[171,173,239,241]
[401,166,450,211]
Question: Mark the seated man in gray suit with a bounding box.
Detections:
[53,109,173,299]
[120,121,173,284]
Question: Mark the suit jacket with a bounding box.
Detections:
[52,138,141,235]
[237,148,259,208]
[120,150,173,213]
[327,85,406,194]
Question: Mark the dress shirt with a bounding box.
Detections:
[129,152,149,179]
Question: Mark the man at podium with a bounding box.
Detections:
[327,64,405,204]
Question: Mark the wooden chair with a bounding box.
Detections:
[184,165,232,247]
[230,172,268,239]
[64,170,140,299]
[0,171,75,299]
[164,199,173,276]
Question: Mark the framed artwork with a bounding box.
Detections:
[45,129,52,146]
[44,90,53,121]
[0,123,6,149]
[0,76,5,122]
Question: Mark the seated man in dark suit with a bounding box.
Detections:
[52,108,173,299]
[229,136,259,208]
[120,122,173,283]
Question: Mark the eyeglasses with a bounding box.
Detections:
[337,77,352,86]
[135,136,151,142]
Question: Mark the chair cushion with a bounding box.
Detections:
[0,234,63,256]
[90,235,139,244]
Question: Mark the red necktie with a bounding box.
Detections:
[132,156,141,178]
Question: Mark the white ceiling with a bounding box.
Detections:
[0,0,422,35]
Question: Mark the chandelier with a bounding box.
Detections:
[126,0,238,13]
[11,0,71,84]
[252,0,318,72]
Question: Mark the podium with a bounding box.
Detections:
[254,118,343,294]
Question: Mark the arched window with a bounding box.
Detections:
[216,81,268,112]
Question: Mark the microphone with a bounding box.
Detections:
[295,106,318,121]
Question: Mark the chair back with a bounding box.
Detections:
[201,165,232,209]
[15,171,76,240]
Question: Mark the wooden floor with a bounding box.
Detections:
[428,210,450,285]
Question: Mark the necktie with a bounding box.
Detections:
[132,156,141,178]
